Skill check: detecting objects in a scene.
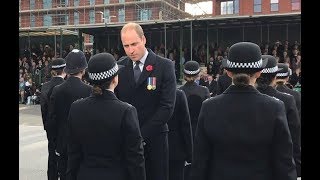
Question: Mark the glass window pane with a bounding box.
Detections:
[254,0,261,4]
[271,0,278,3]
[234,0,239,14]
[292,2,300,10]
[104,0,109,4]
[271,4,278,11]
[254,5,261,12]
[74,0,79,6]
[221,2,227,15]
[74,12,79,25]
[227,1,234,14]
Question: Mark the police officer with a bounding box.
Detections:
[48,49,92,180]
[66,53,146,180]
[179,61,210,141]
[256,55,301,177]
[168,89,193,180]
[40,58,66,180]
[276,63,301,119]
[191,42,297,180]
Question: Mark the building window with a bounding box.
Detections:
[43,0,52,9]
[89,35,94,43]
[104,9,110,23]
[139,9,152,21]
[19,15,21,27]
[292,0,300,10]
[90,0,95,6]
[104,0,109,4]
[74,0,79,6]
[221,1,236,15]
[89,10,95,24]
[30,0,35,10]
[118,8,125,22]
[119,0,125,3]
[58,0,67,7]
[44,14,52,26]
[271,0,279,12]
[30,14,35,27]
[55,13,68,25]
[74,12,79,25]
[254,0,262,12]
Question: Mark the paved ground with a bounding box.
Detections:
[19,104,47,180]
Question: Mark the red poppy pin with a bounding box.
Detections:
[146,65,153,72]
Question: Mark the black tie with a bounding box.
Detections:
[133,61,141,82]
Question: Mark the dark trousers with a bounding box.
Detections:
[57,152,67,180]
[46,132,58,180]
[169,160,185,180]
[144,132,169,180]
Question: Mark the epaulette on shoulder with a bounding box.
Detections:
[271,96,280,101]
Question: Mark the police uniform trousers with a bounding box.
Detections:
[46,132,58,180]
[169,160,185,180]
[144,132,169,180]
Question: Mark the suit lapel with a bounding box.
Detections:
[136,50,156,87]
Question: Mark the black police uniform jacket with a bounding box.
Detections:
[216,73,232,95]
[257,85,301,176]
[168,89,193,162]
[192,85,297,180]
[115,48,176,144]
[179,81,210,138]
[40,76,64,132]
[276,83,301,118]
[49,76,92,154]
[66,90,146,180]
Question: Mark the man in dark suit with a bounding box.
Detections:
[257,55,301,177]
[192,42,297,180]
[67,53,146,180]
[115,22,176,180]
[168,89,193,180]
[48,49,92,180]
[216,68,232,95]
[40,58,66,180]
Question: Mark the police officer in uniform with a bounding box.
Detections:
[191,42,297,180]
[40,58,66,180]
[168,89,193,180]
[48,49,92,180]
[276,63,301,119]
[66,53,146,180]
[256,55,301,177]
[179,61,210,141]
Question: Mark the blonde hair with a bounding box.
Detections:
[121,22,144,38]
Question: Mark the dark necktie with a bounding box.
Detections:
[133,61,141,82]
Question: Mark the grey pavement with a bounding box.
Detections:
[19,104,47,180]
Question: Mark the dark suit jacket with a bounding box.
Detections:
[115,48,176,143]
[216,74,232,95]
[49,76,92,154]
[168,89,193,162]
[66,90,146,180]
[257,85,301,176]
[192,85,297,180]
[40,76,64,132]
[276,84,301,118]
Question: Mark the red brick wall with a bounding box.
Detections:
[241,0,253,15]
[21,0,30,10]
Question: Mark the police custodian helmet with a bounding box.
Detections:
[261,55,283,74]
[88,53,123,84]
[64,49,88,74]
[222,42,267,73]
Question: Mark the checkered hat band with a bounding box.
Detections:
[262,66,278,73]
[276,72,289,77]
[227,59,263,68]
[52,63,66,69]
[89,64,118,81]
[184,68,200,75]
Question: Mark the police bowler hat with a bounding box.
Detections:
[50,58,66,70]
[261,55,282,74]
[276,63,292,78]
[88,53,123,84]
[183,61,200,76]
[64,49,88,74]
[222,42,267,73]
